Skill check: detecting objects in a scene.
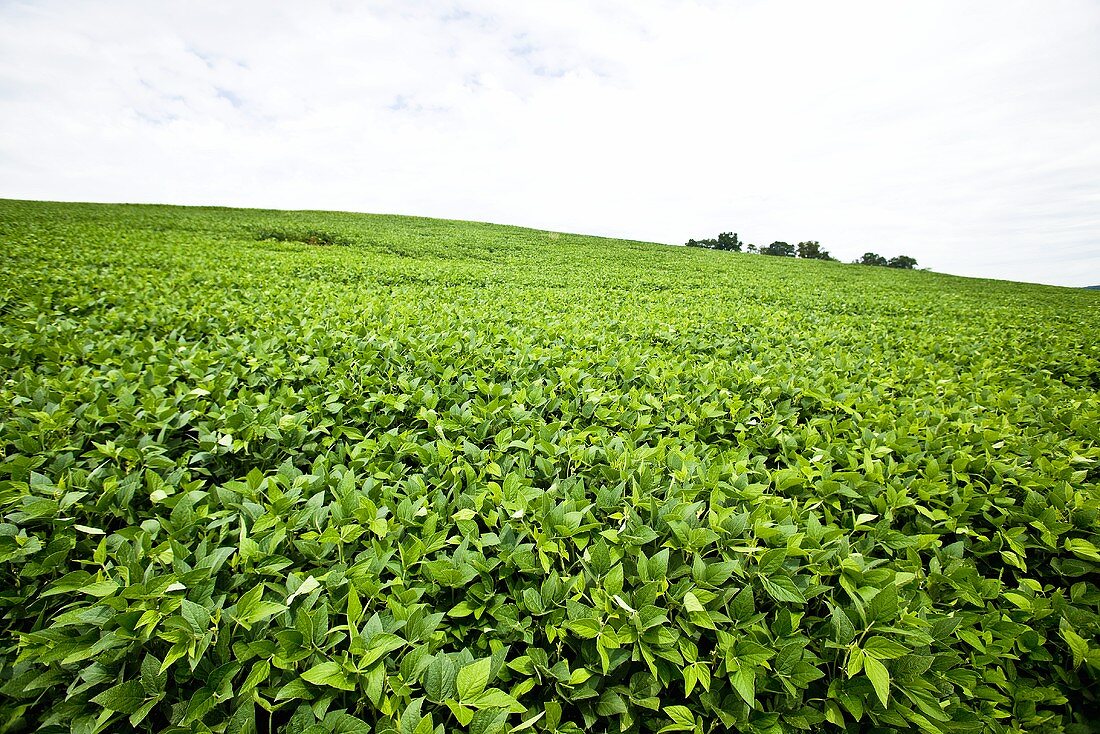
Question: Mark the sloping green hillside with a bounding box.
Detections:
[1,199,1098,733]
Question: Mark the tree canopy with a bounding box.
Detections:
[888,255,918,269]
[856,252,918,269]
[761,241,795,257]
[685,232,742,251]
[796,241,836,261]
[856,252,889,266]
[687,231,918,270]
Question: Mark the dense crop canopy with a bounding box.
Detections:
[0,200,1098,733]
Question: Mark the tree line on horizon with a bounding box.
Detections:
[685,232,918,269]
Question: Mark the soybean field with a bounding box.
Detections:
[1,199,1098,734]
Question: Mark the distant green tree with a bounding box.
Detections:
[746,244,758,253]
[715,232,742,251]
[887,255,918,269]
[856,252,889,266]
[762,241,795,257]
[797,241,835,260]
[686,232,743,252]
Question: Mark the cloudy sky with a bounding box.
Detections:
[1,1,1098,286]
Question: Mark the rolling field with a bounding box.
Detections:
[1,199,1098,733]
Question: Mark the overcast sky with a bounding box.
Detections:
[2,1,1098,286]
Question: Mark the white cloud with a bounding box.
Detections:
[1,0,1098,285]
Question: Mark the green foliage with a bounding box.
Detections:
[685,232,741,252]
[856,252,890,266]
[1,199,1099,733]
[857,253,918,269]
[887,255,918,269]
[255,228,351,246]
[761,241,795,257]
[796,241,835,261]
